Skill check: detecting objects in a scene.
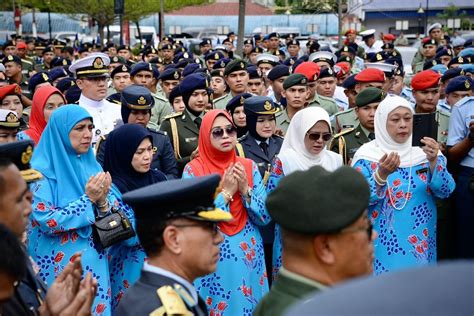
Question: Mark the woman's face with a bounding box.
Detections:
[232,106,246,127]
[43,94,65,123]
[172,96,185,113]
[386,106,413,144]
[304,121,331,155]
[69,119,93,154]
[131,137,153,173]
[128,110,151,127]
[1,95,23,117]
[210,115,237,152]
[256,115,276,139]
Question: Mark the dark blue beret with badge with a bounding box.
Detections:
[445,76,473,94]
[247,65,262,80]
[120,84,155,110]
[318,67,335,80]
[205,51,225,62]
[122,174,232,222]
[130,62,154,76]
[2,54,22,65]
[226,92,252,113]
[28,72,50,91]
[173,51,193,64]
[179,72,209,96]
[56,77,76,94]
[267,64,290,81]
[0,140,42,183]
[244,96,279,116]
[199,38,212,47]
[342,74,357,89]
[168,85,182,105]
[435,48,453,59]
[213,58,231,70]
[49,67,69,82]
[51,56,71,68]
[111,64,131,78]
[441,67,464,82]
[159,67,181,81]
[182,63,201,77]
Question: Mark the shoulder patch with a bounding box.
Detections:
[163,112,182,120]
[332,127,355,138]
[156,286,192,316]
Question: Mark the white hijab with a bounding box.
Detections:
[278,107,343,175]
[352,95,439,168]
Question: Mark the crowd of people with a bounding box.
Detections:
[0,21,473,315]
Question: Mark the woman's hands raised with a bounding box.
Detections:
[85,172,112,205]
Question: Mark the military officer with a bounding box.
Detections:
[117,45,136,67]
[276,73,309,133]
[27,72,51,95]
[444,76,473,109]
[96,84,178,179]
[314,67,340,115]
[413,38,438,74]
[116,174,232,316]
[254,166,375,316]
[267,65,290,106]
[160,73,209,174]
[36,46,55,71]
[411,70,450,146]
[214,59,249,110]
[2,55,32,104]
[69,52,122,148]
[329,87,385,164]
[204,50,225,71]
[106,63,132,102]
[16,42,34,79]
[0,109,20,143]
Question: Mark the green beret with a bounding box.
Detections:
[355,87,385,107]
[283,73,307,90]
[266,166,370,235]
[224,59,248,76]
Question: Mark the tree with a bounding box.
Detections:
[436,4,469,33]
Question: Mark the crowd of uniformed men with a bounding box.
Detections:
[0,21,473,315]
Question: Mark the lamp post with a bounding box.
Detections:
[417,5,424,35]
[285,9,291,27]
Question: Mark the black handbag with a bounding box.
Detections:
[92,206,136,249]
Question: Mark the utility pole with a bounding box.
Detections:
[160,0,164,39]
[236,0,246,57]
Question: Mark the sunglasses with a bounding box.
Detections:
[306,132,332,142]
[211,126,237,139]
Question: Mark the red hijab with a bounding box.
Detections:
[25,86,65,144]
[188,110,253,236]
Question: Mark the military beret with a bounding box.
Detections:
[435,48,453,59]
[205,51,225,62]
[441,67,464,82]
[130,62,154,76]
[120,84,154,110]
[459,47,474,58]
[381,43,394,50]
[267,166,370,234]
[174,58,192,69]
[431,64,448,75]
[182,63,201,77]
[224,59,247,76]
[117,45,131,52]
[355,87,385,107]
[77,46,92,54]
[28,72,51,91]
[244,95,278,116]
[342,74,357,89]
[283,57,297,67]
[142,46,158,56]
[2,54,21,65]
[159,44,173,51]
[411,70,441,90]
[464,38,474,47]
[369,52,388,63]
[247,65,262,80]
[267,65,290,81]
[283,73,308,90]
[149,56,164,65]
[345,29,357,36]
[179,72,209,96]
[222,38,231,45]
[422,58,441,71]
[161,35,174,43]
[49,67,69,82]
[64,84,81,104]
[268,32,280,39]
[306,39,320,50]
[251,46,264,54]
[69,53,109,78]
[0,140,42,183]
[175,47,188,56]
[294,61,320,82]
[111,64,131,78]
[445,76,473,94]
[106,92,121,105]
[253,34,263,41]
[355,68,385,83]
[173,51,194,64]
[42,46,54,55]
[243,39,253,46]
[227,31,235,37]
[452,37,466,48]
[226,92,252,112]
[364,52,376,61]
[168,85,182,105]
[199,38,212,47]
[158,67,181,81]
[393,67,405,77]
[51,57,71,68]
[0,109,20,129]
[339,45,356,56]
[123,174,232,222]
[337,55,352,63]
[287,39,300,47]
[317,67,335,80]
[0,84,22,100]
[459,63,474,74]
[383,34,396,41]
[385,56,404,69]
[213,58,231,70]
[210,69,224,78]
[447,56,466,68]
[334,62,350,78]
[422,38,437,47]
[55,77,76,93]
[256,53,280,66]
[2,41,16,49]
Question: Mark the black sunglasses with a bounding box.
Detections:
[211,126,237,139]
[306,132,332,142]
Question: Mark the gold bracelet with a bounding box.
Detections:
[221,190,234,202]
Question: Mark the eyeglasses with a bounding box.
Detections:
[211,126,237,139]
[173,222,220,235]
[340,222,374,240]
[306,132,332,142]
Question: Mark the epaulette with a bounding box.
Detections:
[156,285,192,316]
[163,112,182,120]
[455,96,474,109]
[332,127,355,139]
[153,93,169,102]
[334,107,354,118]
[21,58,33,66]
[213,93,229,102]
[318,94,337,104]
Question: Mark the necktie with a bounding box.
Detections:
[259,142,269,157]
[194,117,202,129]
[368,132,375,140]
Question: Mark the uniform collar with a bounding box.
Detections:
[279,267,328,290]
[359,124,372,138]
[79,94,105,108]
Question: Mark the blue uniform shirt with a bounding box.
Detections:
[447,96,474,167]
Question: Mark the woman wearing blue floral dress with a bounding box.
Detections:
[267,107,343,278]
[183,109,270,316]
[27,105,144,315]
[352,95,455,274]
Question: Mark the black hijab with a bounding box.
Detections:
[103,124,166,193]
[226,93,252,138]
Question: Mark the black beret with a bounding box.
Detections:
[111,64,131,78]
[120,84,155,110]
[226,93,252,112]
[173,51,193,64]
[210,69,224,78]
[445,76,473,94]
[55,77,76,93]
[123,174,232,222]
[267,64,290,81]
[342,74,357,89]
[266,165,370,234]
[2,41,16,49]
[117,45,132,52]
[435,48,453,59]
[175,58,192,69]
[199,38,212,47]
[423,58,442,71]
[106,92,122,105]
[161,35,174,43]
[182,63,201,77]
[381,43,394,50]
[283,73,307,90]
[355,87,385,107]
[441,67,465,82]
[130,62,154,76]
[224,59,247,76]
[369,52,388,63]
[268,32,280,39]
[447,56,467,68]
[244,96,278,115]
[317,67,335,80]
[2,54,21,65]
[339,45,356,55]
[337,55,352,63]
[0,140,42,183]
[51,57,71,68]
[65,84,81,104]
[251,46,264,54]
[205,51,225,62]
[160,44,173,51]
[244,39,253,46]
[287,39,300,46]
[28,72,50,91]
[247,65,262,79]
[158,67,181,81]
[49,67,69,82]
[149,56,164,65]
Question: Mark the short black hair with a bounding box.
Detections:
[136,218,169,257]
[0,223,27,281]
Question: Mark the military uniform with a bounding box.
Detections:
[213,92,233,110]
[148,93,173,130]
[329,125,372,165]
[331,108,359,133]
[275,108,291,134]
[21,58,34,79]
[308,93,339,116]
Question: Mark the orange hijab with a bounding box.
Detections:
[25,86,65,144]
[188,110,253,236]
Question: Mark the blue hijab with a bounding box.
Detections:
[103,124,166,193]
[31,105,103,207]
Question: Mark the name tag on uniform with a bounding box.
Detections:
[184,137,197,143]
[342,124,355,129]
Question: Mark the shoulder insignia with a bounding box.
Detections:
[22,59,33,65]
[156,286,192,316]
[213,94,229,102]
[332,127,355,138]
[173,284,196,308]
[163,112,182,120]
[149,306,166,316]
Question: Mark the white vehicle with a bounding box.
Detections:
[106,25,158,47]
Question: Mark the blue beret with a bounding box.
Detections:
[175,58,193,69]
[199,38,212,47]
[247,65,262,79]
[158,67,181,81]
[49,67,69,82]
[441,67,465,82]
[51,57,70,68]
[212,58,231,70]
[431,64,448,75]
[65,84,81,104]
[283,57,297,66]
[179,73,209,96]
[121,84,154,110]
[459,47,474,58]
[459,63,474,74]
[182,63,201,77]
[464,38,473,47]
[268,32,280,39]
[28,72,50,91]
[55,77,76,93]
[205,51,225,62]
[2,54,21,65]
[173,51,193,64]
[435,48,453,59]
[130,62,154,76]
[445,76,473,94]
[267,65,290,81]
[168,85,182,104]
[342,74,357,89]
[448,56,468,67]
[226,93,252,112]
[244,96,278,115]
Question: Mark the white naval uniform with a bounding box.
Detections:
[78,94,121,148]
[359,40,384,54]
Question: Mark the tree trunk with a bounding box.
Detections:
[236,0,246,57]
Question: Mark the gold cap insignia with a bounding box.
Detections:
[93,57,104,69]
[240,96,245,105]
[42,73,49,81]
[376,54,383,61]
[328,68,333,75]
[7,55,14,61]
[264,100,272,111]
[459,57,464,63]
[240,62,244,69]
[214,53,219,59]
[21,145,33,165]
[465,80,471,89]
[220,61,225,68]
[183,52,189,58]
[63,59,67,65]
[343,47,348,51]
[5,112,18,123]
[137,96,147,105]
[71,81,75,86]
[173,71,179,80]
[122,65,127,71]
[149,64,153,71]
[460,70,465,75]
[14,85,21,94]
